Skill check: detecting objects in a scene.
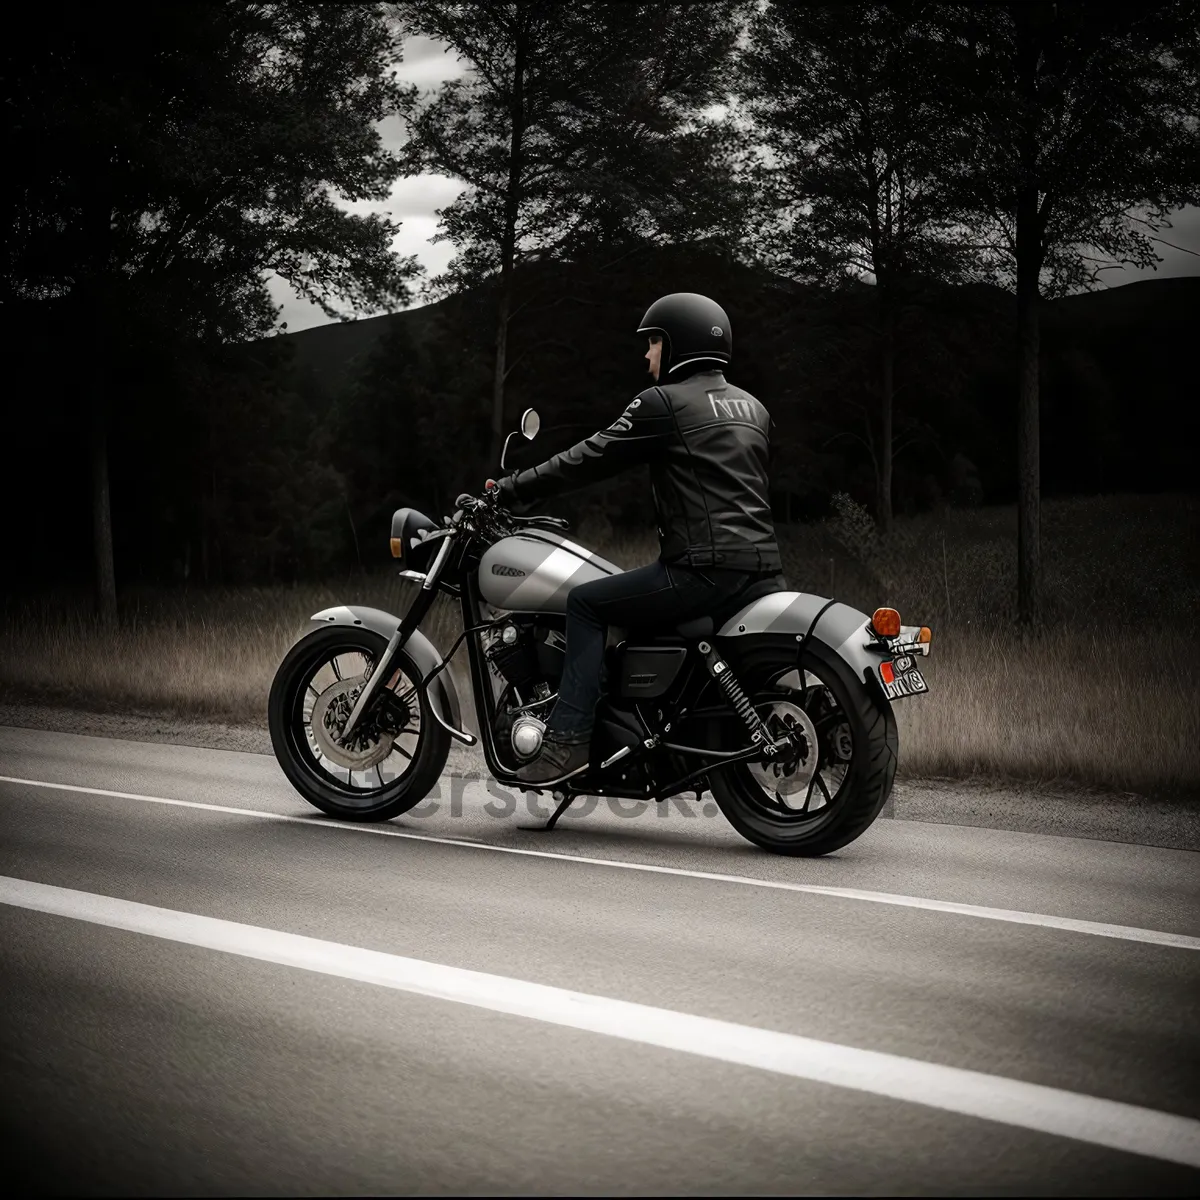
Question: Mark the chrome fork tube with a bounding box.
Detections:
[339,533,455,746]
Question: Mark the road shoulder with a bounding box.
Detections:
[0,700,1195,851]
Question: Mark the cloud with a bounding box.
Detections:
[266,183,461,332]
[1102,205,1200,286]
[394,35,469,90]
[339,173,468,222]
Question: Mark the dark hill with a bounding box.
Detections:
[1042,275,1199,332]
[262,263,1197,522]
[276,269,1197,408]
[274,247,811,406]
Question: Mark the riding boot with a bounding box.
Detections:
[514,729,590,784]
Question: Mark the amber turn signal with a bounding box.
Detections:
[872,607,901,637]
[917,626,932,643]
[389,537,403,559]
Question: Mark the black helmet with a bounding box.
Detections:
[637,292,731,376]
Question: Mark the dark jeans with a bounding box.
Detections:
[546,559,766,742]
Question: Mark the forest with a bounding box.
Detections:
[4,1,1198,622]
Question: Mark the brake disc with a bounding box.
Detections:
[748,699,819,808]
[310,674,396,771]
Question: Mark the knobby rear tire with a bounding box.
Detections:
[268,625,450,822]
[708,639,898,856]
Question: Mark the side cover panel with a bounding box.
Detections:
[716,592,879,687]
[309,605,464,732]
[479,531,622,613]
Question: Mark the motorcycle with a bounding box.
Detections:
[268,408,934,856]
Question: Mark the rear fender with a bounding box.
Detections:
[310,605,465,733]
[715,592,884,698]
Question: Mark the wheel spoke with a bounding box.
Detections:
[800,773,817,813]
[814,771,833,807]
[307,684,319,699]
[383,748,410,774]
[375,764,385,789]
[393,743,414,762]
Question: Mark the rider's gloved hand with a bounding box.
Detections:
[489,474,521,507]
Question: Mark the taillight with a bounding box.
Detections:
[872,607,901,637]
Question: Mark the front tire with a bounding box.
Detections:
[708,639,897,856]
[268,624,450,822]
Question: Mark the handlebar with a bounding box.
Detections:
[435,488,570,540]
[510,513,570,531]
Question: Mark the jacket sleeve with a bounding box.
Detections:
[505,388,673,504]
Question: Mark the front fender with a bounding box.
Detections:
[310,604,466,734]
[716,592,883,696]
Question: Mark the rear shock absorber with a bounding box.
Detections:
[697,641,778,757]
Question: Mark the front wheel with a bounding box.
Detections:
[268,624,450,822]
[708,639,897,856]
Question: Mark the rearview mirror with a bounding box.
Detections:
[501,408,541,472]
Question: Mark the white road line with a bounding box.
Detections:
[2,774,1198,952]
[2,873,1198,1170]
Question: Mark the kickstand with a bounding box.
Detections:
[519,789,576,833]
[544,790,576,831]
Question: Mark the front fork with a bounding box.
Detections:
[337,534,456,746]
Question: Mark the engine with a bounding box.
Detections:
[483,619,567,762]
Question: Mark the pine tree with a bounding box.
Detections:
[389,0,748,473]
[4,2,422,613]
[934,1,1200,625]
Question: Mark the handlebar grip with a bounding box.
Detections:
[511,514,570,531]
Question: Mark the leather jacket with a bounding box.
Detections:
[499,367,782,573]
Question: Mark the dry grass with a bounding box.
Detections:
[896,622,1200,794]
[2,493,1197,795]
[0,577,463,728]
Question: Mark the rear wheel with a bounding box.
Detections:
[708,639,897,856]
[268,625,450,821]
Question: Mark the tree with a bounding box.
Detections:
[935,1,1200,624]
[4,2,421,616]
[740,1,982,532]
[389,0,747,472]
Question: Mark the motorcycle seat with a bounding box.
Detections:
[630,574,788,643]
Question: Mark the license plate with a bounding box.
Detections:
[880,664,928,701]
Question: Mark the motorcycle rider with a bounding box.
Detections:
[495,292,785,785]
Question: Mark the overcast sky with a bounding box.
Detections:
[268,35,1200,334]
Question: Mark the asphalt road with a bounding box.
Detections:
[1,724,1198,1196]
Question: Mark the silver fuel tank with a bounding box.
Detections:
[478,530,622,613]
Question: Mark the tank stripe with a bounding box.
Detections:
[504,546,589,608]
